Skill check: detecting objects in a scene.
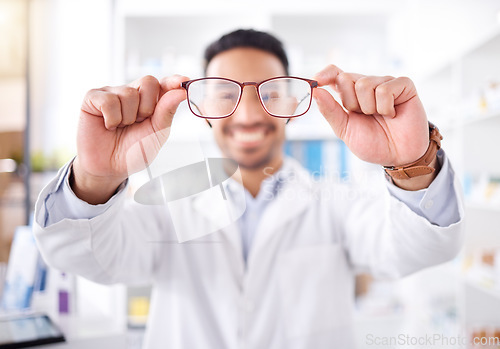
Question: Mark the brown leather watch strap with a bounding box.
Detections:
[384,122,443,180]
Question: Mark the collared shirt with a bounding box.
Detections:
[224,160,293,264]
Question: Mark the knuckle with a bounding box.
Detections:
[330,63,343,72]
[141,75,159,86]
[326,63,339,72]
[86,88,98,96]
[337,72,350,84]
[122,86,139,99]
[158,76,169,88]
[375,84,390,96]
[85,88,102,100]
[100,93,120,110]
[161,74,181,84]
[102,93,120,108]
[398,76,413,86]
[354,77,371,91]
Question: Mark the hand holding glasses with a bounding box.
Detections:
[181,76,318,119]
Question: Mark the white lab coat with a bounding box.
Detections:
[33,157,464,349]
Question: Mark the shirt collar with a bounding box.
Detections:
[225,158,294,203]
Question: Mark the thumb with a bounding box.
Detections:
[151,88,186,131]
[313,88,348,140]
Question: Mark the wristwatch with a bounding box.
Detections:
[384,122,443,180]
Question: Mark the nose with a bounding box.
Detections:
[231,86,268,124]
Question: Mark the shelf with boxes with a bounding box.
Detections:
[417,26,500,331]
[461,248,500,300]
[419,27,500,184]
[417,28,500,171]
[458,202,500,334]
[464,277,500,302]
[418,26,500,125]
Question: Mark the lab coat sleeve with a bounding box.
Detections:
[41,159,125,226]
[338,150,465,279]
[384,149,460,227]
[33,160,171,286]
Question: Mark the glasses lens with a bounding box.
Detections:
[187,79,241,118]
[259,78,312,117]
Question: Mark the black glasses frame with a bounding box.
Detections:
[181,76,318,119]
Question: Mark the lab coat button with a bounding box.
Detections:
[424,200,434,209]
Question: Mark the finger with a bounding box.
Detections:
[151,89,187,132]
[313,88,349,140]
[128,75,161,120]
[313,64,344,90]
[83,89,122,130]
[335,72,366,113]
[159,74,191,97]
[375,77,417,118]
[108,86,139,126]
[354,76,394,115]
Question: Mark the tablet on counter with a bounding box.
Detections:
[0,314,65,348]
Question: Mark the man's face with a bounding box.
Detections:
[205,47,287,170]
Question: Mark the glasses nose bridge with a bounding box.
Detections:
[240,81,260,99]
[241,81,258,87]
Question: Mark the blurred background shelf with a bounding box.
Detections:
[465,201,500,212]
[463,277,500,301]
[440,110,500,131]
[2,0,500,348]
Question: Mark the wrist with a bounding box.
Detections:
[391,155,440,191]
[384,122,442,184]
[71,158,126,205]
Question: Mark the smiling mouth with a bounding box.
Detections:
[225,123,275,146]
[233,130,266,143]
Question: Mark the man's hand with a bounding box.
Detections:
[313,65,438,190]
[73,75,188,204]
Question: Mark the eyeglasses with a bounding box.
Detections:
[181,76,318,119]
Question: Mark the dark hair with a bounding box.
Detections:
[203,29,289,75]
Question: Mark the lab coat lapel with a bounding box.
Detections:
[248,159,314,264]
[189,158,314,268]
[190,183,243,260]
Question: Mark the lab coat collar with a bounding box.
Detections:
[246,157,314,266]
[190,157,314,263]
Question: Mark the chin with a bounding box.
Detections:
[229,149,274,171]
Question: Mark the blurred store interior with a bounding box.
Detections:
[1,0,500,347]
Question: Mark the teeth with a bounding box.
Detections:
[233,130,265,142]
